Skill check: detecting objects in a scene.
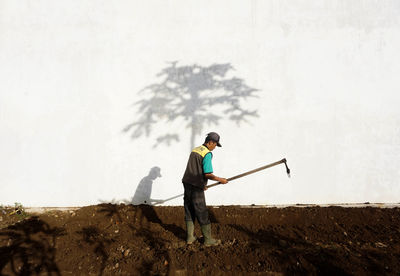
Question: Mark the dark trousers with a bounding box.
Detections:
[183,182,210,225]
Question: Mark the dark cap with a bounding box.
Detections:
[206,132,222,147]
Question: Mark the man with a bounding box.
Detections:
[182,132,228,246]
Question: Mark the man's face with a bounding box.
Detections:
[206,141,217,151]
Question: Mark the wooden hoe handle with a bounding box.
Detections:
[206,158,290,189]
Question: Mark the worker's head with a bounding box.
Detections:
[204,132,221,151]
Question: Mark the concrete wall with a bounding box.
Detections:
[1,0,399,207]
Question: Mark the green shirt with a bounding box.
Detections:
[203,152,213,174]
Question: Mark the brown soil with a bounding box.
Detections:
[1,204,400,275]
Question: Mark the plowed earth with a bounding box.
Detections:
[1,204,400,275]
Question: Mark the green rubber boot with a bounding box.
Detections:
[201,224,221,247]
[186,221,196,245]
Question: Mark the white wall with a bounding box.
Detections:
[1,0,399,207]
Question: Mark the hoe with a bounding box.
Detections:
[158,158,290,204]
[206,158,290,189]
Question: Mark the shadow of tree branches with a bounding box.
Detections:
[77,226,111,276]
[95,203,181,274]
[124,62,259,149]
[229,224,350,275]
[0,216,65,275]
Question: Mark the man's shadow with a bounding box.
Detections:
[131,166,164,205]
[130,167,185,241]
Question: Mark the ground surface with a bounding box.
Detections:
[1,204,400,275]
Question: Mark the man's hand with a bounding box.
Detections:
[205,173,228,184]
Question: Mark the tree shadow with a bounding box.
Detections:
[0,216,65,275]
[123,62,259,149]
[95,203,183,274]
[229,224,350,275]
[97,203,124,224]
[76,226,111,276]
[133,226,171,275]
[97,203,185,241]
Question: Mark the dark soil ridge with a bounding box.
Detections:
[1,204,399,275]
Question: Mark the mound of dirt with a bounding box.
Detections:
[1,204,400,275]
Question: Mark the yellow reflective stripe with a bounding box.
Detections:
[192,145,210,158]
